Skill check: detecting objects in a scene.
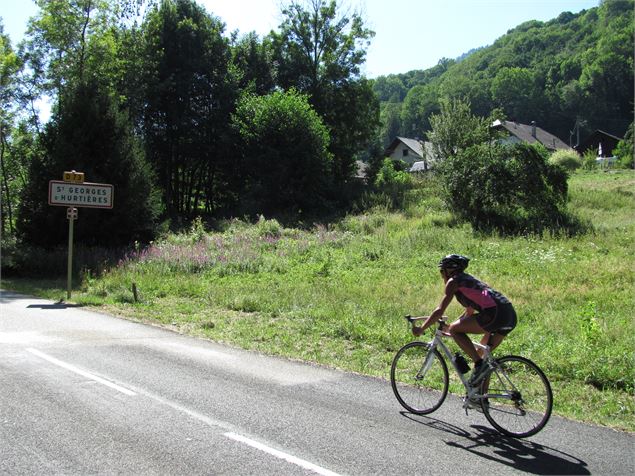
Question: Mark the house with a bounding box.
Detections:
[354,160,370,181]
[409,161,429,173]
[385,136,436,172]
[491,120,572,152]
[576,130,623,157]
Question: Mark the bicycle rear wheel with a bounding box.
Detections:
[481,355,553,438]
[390,341,449,414]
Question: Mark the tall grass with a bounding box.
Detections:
[4,170,634,431]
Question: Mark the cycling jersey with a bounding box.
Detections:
[452,272,516,334]
[452,272,511,311]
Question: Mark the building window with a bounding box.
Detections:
[402,149,409,157]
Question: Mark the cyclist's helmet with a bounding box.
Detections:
[438,254,469,272]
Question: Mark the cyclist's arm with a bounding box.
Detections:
[414,279,458,334]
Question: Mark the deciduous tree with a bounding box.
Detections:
[271,0,379,183]
[141,0,237,218]
[232,90,332,216]
[0,23,24,235]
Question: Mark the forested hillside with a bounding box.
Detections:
[373,0,633,147]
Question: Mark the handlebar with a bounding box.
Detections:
[404,315,448,332]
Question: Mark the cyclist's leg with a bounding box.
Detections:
[448,316,484,363]
[479,303,516,353]
[485,332,505,352]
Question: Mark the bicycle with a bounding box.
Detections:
[390,316,553,438]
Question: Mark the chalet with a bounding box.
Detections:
[576,130,623,157]
[491,120,572,152]
[385,136,436,172]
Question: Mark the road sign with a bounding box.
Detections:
[63,170,85,183]
[49,174,114,300]
[49,180,114,209]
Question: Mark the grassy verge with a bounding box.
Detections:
[3,170,634,432]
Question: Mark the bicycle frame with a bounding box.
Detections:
[422,326,488,398]
[412,317,525,405]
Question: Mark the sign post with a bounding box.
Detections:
[66,208,77,299]
[49,171,114,300]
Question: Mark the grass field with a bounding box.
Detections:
[4,170,634,432]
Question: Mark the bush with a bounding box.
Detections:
[3,243,126,278]
[549,149,582,171]
[613,122,634,169]
[437,143,585,235]
[232,90,332,217]
[373,158,413,209]
[581,150,598,170]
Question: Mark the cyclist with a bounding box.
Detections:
[412,254,517,387]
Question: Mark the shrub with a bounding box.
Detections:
[581,150,598,170]
[549,149,582,171]
[373,158,413,209]
[613,122,634,169]
[232,90,332,216]
[437,143,585,235]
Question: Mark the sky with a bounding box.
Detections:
[1,0,599,78]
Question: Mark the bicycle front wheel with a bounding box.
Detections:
[481,355,553,438]
[390,341,449,414]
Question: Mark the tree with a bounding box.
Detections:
[400,83,439,139]
[0,22,23,235]
[373,158,412,209]
[270,0,379,183]
[141,0,237,218]
[17,80,162,247]
[379,102,402,147]
[427,98,493,160]
[230,32,276,96]
[373,75,406,102]
[232,90,332,216]
[21,0,122,101]
[490,67,537,120]
[429,99,579,235]
[437,142,579,235]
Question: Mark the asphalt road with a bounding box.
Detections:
[1,289,633,475]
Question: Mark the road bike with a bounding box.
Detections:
[390,316,552,438]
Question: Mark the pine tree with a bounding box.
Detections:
[17,80,162,247]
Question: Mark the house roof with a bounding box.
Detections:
[592,130,623,141]
[385,136,425,159]
[385,137,439,161]
[492,120,571,151]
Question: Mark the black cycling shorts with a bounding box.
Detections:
[475,303,517,335]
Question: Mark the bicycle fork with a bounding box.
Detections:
[415,345,437,380]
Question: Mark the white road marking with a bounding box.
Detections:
[26,348,137,396]
[224,432,341,476]
[134,388,341,476]
[0,331,56,344]
[24,347,339,475]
